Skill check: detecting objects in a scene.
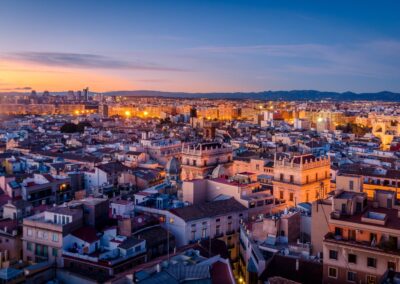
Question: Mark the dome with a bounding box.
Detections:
[211,164,226,179]
[166,157,180,175]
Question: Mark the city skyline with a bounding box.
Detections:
[1,0,400,93]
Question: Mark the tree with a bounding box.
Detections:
[60,121,91,133]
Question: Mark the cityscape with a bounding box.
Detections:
[1,1,400,284]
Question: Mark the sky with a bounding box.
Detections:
[1,0,400,93]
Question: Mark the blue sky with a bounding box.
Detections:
[1,0,400,92]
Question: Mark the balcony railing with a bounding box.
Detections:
[324,233,400,255]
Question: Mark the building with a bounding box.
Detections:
[181,142,233,181]
[273,154,330,206]
[167,198,247,274]
[22,205,83,266]
[322,189,400,284]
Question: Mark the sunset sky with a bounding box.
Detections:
[1,0,400,93]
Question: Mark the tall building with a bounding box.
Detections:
[273,153,330,206]
[83,87,89,102]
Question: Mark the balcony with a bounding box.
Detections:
[324,233,400,256]
[214,232,224,238]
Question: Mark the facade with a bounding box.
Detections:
[167,198,247,274]
[22,206,83,266]
[322,190,400,284]
[273,153,331,206]
[21,174,73,206]
[181,142,233,180]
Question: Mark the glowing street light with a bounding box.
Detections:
[143,111,149,116]
[125,110,131,117]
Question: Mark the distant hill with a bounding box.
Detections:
[1,90,400,101]
[103,90,400,101]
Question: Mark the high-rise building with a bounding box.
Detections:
[83,87,89,102]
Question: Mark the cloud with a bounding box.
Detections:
[0,86,32,91]
[1,52,186,71]
[190,40,400,78]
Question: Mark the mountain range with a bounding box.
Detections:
[103,90,400,101]
[1,90,400,101]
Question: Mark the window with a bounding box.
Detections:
[388,261,396,271]
[216,218,220,222]
[256,164,260,171]
[279,191,284,199]
[349,180,354,190]
[367,257,377,268]
[334,227,343,237]
[289,193,294,202]
[27,229,33,237]
[366,275,376,284]
[27,242,33,251]
[280,173,284,181]
[52,233,58,242]
[135,245,141,252]
[306,175,309,183]
[328,267,337,279]
[289,175,294,183]
[348,230,356,241]
[216,225,221,236]
[201,228,207,239]
[348,253,357,264]
[370,233,377,242]
[37,230,44,239]
[329,250,338,260]
[347,271,356,282]
[315,173,318,181]
[52,248,58,257]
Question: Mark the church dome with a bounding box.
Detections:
[166,157,180,175]
[211,164,226,179]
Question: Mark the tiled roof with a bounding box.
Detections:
[170,198,246,222]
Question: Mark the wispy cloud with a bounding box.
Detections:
[189,41,400,78]
[1,52,186,72]
[0,86,32,91]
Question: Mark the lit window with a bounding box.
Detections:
[328,267,337,279]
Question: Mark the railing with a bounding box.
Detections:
[63,250,99,262]
[324,233,400,255]
[214,232,224,238]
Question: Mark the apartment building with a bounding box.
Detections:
[167,198,247,274]
[22,205,83,266]
[322,190,400,284]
